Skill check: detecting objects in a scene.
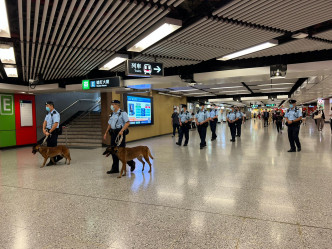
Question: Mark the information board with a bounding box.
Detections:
[20,100,33,127]
[124,95,153,126]
[125,60,163,77]
[82,77,121,90]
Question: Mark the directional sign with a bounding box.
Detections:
[125,60,164,77]
[266,104,276,107]
[82,77,121,90]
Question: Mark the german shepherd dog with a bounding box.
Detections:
[32,144,71,168]
[103,146,153,178]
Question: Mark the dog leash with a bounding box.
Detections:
[41,135,49,146]
[115,134,123,147]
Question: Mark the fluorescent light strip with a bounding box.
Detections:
[256,83,294,87]
[158,92,182,98]
[0,0,11,38]
[169,89,199,92]
[0,44,16,64]
[261,87,290,91]
[99,54,128,70]
[220,90,249,93]
[218,40,278,61]
[241,96,269,101]
[210,86,243,90]
[127,18,182,52]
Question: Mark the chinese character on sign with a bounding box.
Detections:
[137,63,142,69]
[131,63,137,69]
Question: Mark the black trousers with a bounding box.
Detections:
[178,125,189,145]
[191,121,196,129]
[229,122,236,141]
[210,119,217,139]
[173,124,179,136]
[276,121,282,133]
[197,125,207,147]
[288,125,301,150]
[109,129,134,172]
[264,118,269,126]
[235,121,242,136]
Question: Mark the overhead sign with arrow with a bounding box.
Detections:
[125,60,164,77]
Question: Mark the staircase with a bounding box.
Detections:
[58,113,102,148]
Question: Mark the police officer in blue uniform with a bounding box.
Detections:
[176,104,192,146]
[209,104,218,141]
[104,100,135,174]
[235,107,245,137]
[284,99,302,152]
[227,106,239,142]
[195,102,210,149]
[43,101,62,165]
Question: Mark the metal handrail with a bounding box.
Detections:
[60,98,100,114]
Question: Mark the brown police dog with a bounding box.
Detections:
[103,146,153,178]
[32,144,71,168]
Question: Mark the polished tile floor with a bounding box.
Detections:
[0,119,332,248]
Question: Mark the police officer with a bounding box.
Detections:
[235,107,245,137]
[176,104,192,146]
[43,101,62,166]
[195,102,210,149]
[103,100,135,174]
[227,106,239,142]
[209,104,218,141]
[284,99,302,152]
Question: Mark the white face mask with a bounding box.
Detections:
[181,108,184,112]
[111,105,115,111]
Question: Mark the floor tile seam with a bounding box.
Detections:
[2,184,332,232]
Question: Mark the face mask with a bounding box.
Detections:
[181,108,184,112]
[289,104,293,108]
[111,105,115,111]
[46,107,51,112]
[174,110,177,113]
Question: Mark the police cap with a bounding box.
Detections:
[111,100,121,104]
[45,101,54,106]
[288,99,297,104]
[182,104,187,108]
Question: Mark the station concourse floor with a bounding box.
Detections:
[0,119,332,249]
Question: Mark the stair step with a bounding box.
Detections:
[58,142,102,148]
[65,127,101,132]
[58,134,102,139]
[66,125,101,129]
[58,138,101,143]
[62,131,102,135]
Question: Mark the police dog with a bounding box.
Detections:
[103,146,153,178]
[32,144,71,168]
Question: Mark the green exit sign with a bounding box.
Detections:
[266,104,276,107]
[0,94,14,115]
[82,80,90,90]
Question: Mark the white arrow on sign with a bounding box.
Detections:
[153,66,161,73]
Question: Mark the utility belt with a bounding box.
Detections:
[210,118,218,123]
[285,120,301,127]
[182,122,191,128]
[109,128,129,136]
[46,128,61,135]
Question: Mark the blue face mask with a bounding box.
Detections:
[181,108,184,112]
[46,107,51,112]
[289,104,293,108]
[111,105,115,111]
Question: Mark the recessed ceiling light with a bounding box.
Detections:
[0,0,11,38]
[127,17,182,52]
[99,54,128,70]
[0,44,16,64]
[4,65,18,77]
[217,40,278,61]
[291,32,308,39]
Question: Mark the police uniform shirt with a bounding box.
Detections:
[236,111,244,119]
[227,111,237,121]
[108,109,129,129]
[210,110,217,119]
[196,110,210,123]
[285,108,302,121]
[45,109,60,129]
[179,111,191,123]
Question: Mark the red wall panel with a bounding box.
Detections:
[14,94,37,146]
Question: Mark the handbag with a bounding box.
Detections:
[314,112,322,119]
